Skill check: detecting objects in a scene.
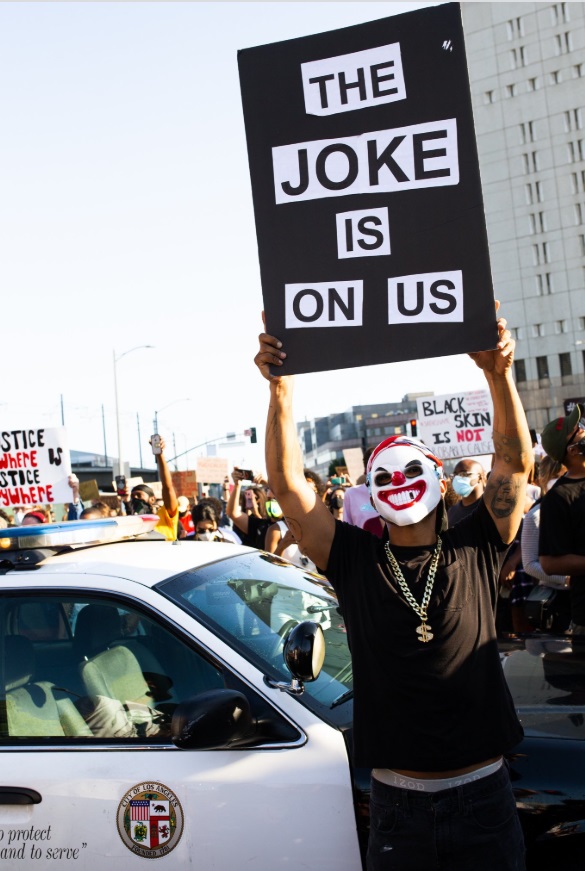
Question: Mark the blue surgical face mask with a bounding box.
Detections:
[452,475,475,498]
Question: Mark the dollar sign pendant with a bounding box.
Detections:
[416,622,433,643]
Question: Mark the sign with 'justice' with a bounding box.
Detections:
[238,2,497,375]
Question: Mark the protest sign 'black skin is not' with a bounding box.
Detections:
[238,2,497,376]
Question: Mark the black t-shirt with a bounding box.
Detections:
[238,514,272,550]
[325,501,523,771]
[539,476,585,624]
[447,496,481,526]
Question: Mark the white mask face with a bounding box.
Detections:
[369,444,442,527]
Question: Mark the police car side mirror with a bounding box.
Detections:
[265,621,325,696]
[171,689,253,750]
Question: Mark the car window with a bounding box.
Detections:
[0,592,258,744]
[501,639,585,740]
[158,551,353,712]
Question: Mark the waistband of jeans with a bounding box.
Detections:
[372,758,503,793]
[370,760,510,807]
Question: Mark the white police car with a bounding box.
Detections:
[3,519,585,870]
[0,517,363,869]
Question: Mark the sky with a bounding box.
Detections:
[0,0,491,473]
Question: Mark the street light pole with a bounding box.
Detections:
[153,398,191,435]
[113,345,154,477]
[113,349,123,478]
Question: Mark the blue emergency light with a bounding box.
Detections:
[0,515,159,553]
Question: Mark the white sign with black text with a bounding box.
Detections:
[416,390,494,460]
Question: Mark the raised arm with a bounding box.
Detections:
[226,470,249,535]
[469,307,532,544]
[255,332,335,570]
[155,438,178,518]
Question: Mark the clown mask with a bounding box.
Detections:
[368,442,443,527]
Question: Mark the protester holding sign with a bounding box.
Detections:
[254,306,531,870]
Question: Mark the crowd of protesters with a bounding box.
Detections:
[1,403,583,638]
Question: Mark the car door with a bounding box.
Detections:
[0,579,362,870]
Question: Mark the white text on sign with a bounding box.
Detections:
[272,119,458,204]
[301,43,406,116]
[285,281,363,329]
[388,271,463,324]
[336,207,390,259]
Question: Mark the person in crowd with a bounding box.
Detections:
[525,463,541,503]
[499,533,534,635]
[79,501,112,520]
[226,469,280,549]
[21,510,48,525]
[522,456,567,588]
[10,506,25,526]
[254,305,530,871]
[191,499,240,543]
[265,469,323,570]
[177,495,195,538]
[443,475,460,512]
[124,436,179,541]
[521,456,570,632]
[325,484,346,520]
[343,447,383,530]
[539,404,585,635]
[447,457,487,525]
[67,473,85,520]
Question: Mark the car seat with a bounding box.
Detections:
[3,636,91,738]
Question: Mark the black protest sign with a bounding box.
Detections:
[238,3,497,376]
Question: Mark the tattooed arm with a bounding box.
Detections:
[255,331,336,570]
[469,306,532,544]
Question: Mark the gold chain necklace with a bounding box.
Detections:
[384,536,442,643]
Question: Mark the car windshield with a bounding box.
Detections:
[157,551,353,712]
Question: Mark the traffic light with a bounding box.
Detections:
[410,419,418,437]
[250,427,257,444]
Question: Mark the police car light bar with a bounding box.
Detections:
[0,515,159,552]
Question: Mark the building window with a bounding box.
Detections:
[484,90,495,104]
[523,152,539,174]
[550,70,562,85]
[507,17,524,39]
[514,359,527,383]
[529,211,546,233]
[551,3,569,24]
[555,320,568,334]
[568,140,585,163]
[526,182,544,205]
[510,47,527,69]
[564,109,583,132]
[574,63,584,79]
[579,316,585,330]
[535,274,552,296]
[520,121,535,144]
[559,353,572,377]
[532,323,545,338]
[506,83,517,98]
[527,77,539,92]
[555,32,572,55]
[536,356,550,380]
[533,242,551,265]
[576,202,585,225]
[579,234,585,256]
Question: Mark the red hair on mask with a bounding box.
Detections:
[366,436,443,480]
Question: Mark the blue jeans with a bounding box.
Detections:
[367,764,526,870]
